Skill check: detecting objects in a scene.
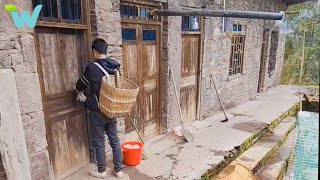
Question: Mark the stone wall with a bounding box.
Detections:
[160,0,183,132]
[159,0,288,128]
[90,0,122,62]
[0,0,52,179]
[199,0,287,119]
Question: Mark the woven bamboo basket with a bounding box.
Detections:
[99,72,139,118]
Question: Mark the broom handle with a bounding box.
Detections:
[211,77,228,118]
[127,114,145,144]
[169,67,185,127]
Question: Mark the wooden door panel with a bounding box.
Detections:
[38,33,63,96]
[123,44,138,81]
[36,29,90,179]
[142,89,157,124]
[60,33,81,91]
[66,113,90,169]
[140,26,159,139]
[180,75,196,88]
[180,34,200,122]
[141,77,158,138]
[180,87,197,123]
[182,35,199,76]
[50,119,71,177]
[141,44,157,78]
[122,25,141,133]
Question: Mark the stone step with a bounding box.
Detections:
[255,129,295,180]
[214,117,296,179]
[206,105,299,179]
[232,117,296,174]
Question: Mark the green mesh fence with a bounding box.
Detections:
[286,111,319,180]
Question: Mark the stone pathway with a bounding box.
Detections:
[64,86,303,180]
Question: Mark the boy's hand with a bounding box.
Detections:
[75,90,87,103]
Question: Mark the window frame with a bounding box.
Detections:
[120,0,162,23]
[228,23,246,77]
[181,16,201,32]
[33,0,89,29]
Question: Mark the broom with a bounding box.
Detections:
[127,114,154,160]
[211,76,229,122]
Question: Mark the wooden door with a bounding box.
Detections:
[36,28,90,179]
[180,34,201,123]
[122,23,160,139]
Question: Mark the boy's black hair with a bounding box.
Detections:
[92,38,108,54]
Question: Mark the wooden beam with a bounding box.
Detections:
[152,9,284,20]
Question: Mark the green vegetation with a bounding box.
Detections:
[281,2,320,87]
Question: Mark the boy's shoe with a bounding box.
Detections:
[113,170,124,179]
[89,169,107,179]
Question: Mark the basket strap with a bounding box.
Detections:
[94,62,111,83]
[94,94,100,107]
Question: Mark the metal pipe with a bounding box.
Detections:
[152,9,284,20]
[222,0,226,31]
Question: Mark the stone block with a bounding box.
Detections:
[22,111,48,155]
[0,51,10,69]
[15,73,43,114]
[7,49,20,56]
[19,34,37,72]
[0,41,13,50]
[12,65,26,74]
[29,151,53,180]
[11,55,24,66]
[0,69,32,180]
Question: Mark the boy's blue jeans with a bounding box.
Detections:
[89,111,123,173]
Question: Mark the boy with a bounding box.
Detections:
[76,38,123,179]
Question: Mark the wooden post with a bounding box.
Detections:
[299,29,306,86]
[151,9,283,20]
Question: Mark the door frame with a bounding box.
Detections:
[181,16,204,121]
[33,0,92,178]
[258,29,269,93]
[121,21,163,138]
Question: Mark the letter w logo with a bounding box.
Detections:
[5,4,42,28]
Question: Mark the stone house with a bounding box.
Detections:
[0,0,305,179]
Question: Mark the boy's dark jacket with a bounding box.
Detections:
[76,58,120,111]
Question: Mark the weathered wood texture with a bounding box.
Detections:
[122,23,161,139]
[180,34,200,123]
[35,29,90,179]
[0,69,32,180]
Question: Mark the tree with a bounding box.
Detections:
[281,2,320,86]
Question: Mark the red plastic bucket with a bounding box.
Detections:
[121,141,144,166]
